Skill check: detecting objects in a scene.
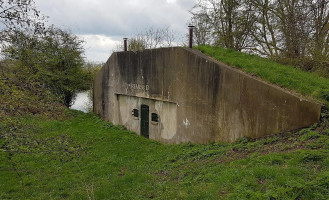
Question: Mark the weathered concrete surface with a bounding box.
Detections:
[93,47,322,143]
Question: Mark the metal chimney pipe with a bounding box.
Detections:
[188,25,195,48]
[123,38,128,51]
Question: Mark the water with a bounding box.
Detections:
[70,91,91,113]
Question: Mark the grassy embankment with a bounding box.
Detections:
[1,110,329,199]
[1,48,329,199]
[195,45,329,107]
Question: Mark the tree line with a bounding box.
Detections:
[0,0,94,107]
[189,0,329,76]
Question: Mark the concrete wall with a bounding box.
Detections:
[94,47,322,143]
[116,95,177,141]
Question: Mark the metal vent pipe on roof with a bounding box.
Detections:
[188,25,195,48]
[123,38,128,51]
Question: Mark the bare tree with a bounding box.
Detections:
[162,27,176,46]
[189,0,329,75]
[143,27,162,48]
[274,0,313,58]
[190,0,256,51]
[247,0,281,57]
[113,26,177,52]
[188,11,213,45]
[310,0,329,60]
[0,0,45,32]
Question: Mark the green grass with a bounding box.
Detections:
[1,110,329,199]
[195,45,329,107]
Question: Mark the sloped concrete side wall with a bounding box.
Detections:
[93,47,321,143]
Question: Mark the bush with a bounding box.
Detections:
[0,60,66,117]
[2,26,91,107]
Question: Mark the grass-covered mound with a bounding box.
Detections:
[195,46,329,107]
[1,110,329,199]
[1,50,328,199]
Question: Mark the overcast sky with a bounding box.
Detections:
[34,0,196,62]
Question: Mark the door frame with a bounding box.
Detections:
[140,104,149,138]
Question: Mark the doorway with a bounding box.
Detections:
[140,104,149,138]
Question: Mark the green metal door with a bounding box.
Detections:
[140,104,149,138]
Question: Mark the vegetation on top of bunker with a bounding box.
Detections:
[195,45,329,108]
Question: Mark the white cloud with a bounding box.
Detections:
[166,0,177,4]
[79,34,120,62]
[34,0,197,61]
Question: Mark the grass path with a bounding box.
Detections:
[1,110,329,199]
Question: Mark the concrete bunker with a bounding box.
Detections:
[93,47,322,144]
